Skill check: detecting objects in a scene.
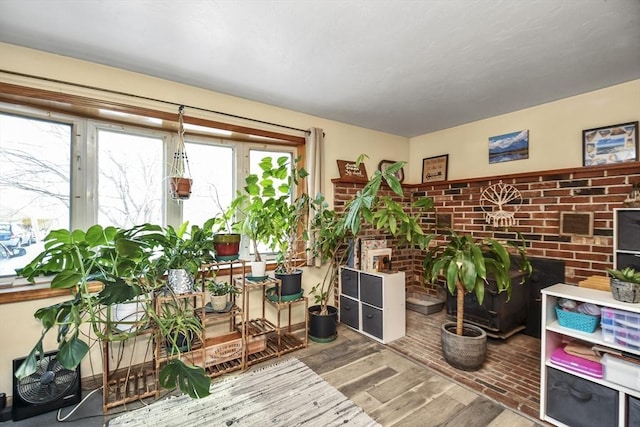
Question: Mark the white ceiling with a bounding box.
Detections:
[0,0,639,138]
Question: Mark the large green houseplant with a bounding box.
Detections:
[251,155,309,296]
[229,157,287,277]
[308,158,434,341]
[16,223,212,399]
[422,230,531,370]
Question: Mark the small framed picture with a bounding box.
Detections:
[583,121,638,166]
[378,160,405,183]
[422,155,448,183]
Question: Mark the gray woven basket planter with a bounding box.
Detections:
[441,322,487,371]
[611,278,640,303]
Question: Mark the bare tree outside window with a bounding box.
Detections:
[0,113,71,276]
[97,129,163,228]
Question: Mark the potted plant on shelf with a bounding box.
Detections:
[16,223,212,399]
[205,277,240,311]
[422,230,531,371]
[607,267,640,303]
[155,296,203,354]
[308,158,435,342]
[210,186,242,262]
[155,220,215,294]
[253,155,309,297]
[230,160,284,277]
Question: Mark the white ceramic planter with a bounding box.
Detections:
[250,260,267,277]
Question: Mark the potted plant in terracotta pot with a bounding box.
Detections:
[169,105,193,200]
[423,230,531,371]
[210,186,242,262]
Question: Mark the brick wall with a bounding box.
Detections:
[333,162,640,298]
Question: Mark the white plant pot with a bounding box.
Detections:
[250,260,267,277]
[112,292,153,333]
[210,294,228,311]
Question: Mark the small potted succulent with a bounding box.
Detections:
[205,277,240,311]
[607,267,640,303]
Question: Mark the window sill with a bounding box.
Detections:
[0,278,102,305]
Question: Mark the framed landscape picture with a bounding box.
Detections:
[488,130,529,164]
[582,121,638,166]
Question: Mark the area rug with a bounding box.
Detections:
[109,358,380,427]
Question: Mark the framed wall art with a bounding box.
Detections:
[378,160,405,183]
[488,130,529,164]
[422,154,448,183]
[582,121,638,166]
[336,159,368,183]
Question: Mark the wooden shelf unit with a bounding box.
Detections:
[240,275,308,368]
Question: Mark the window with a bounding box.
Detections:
[97,126,165,228]
[0,112,72,277]
[0,103,298,279]
[181,140,235,229]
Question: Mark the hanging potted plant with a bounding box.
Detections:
[423,231,531,371]
[169,105,193,200]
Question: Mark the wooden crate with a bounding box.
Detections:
[194,332,265,367]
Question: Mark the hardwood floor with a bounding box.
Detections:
[296,326,544,427]
[2,324,545,426]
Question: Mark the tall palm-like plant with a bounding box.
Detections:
[423,230,531,336]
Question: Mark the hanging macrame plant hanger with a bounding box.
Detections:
[169,105,193,200]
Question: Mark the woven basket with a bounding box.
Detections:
[555,306,599,333]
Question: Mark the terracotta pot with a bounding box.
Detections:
[169,177,192,200]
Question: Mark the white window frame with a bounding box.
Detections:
[0,102,299,272]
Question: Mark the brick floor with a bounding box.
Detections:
[388,309,542,421]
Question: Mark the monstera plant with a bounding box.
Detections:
[17,222,212,399]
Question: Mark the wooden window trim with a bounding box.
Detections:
[0,82,306,146]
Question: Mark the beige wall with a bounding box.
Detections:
[409,80,640,182]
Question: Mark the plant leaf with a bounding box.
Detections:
[57,336,89,370]
[159,359,211,399]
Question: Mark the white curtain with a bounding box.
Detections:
[306,127,323,267]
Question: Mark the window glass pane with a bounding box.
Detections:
[182,142,234,228]
[97,128,163,228]
[0,113,71,277]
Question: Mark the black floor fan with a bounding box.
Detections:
[12,350,81,421]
